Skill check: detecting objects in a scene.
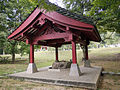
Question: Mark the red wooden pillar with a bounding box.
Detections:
[83,44,91,67]
[30,44,34,63]
[55,47,58,61]
[72,41,77,64]
[85,45,88,60]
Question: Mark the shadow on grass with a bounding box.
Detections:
[97,76,104,89]
[0,59,29,64]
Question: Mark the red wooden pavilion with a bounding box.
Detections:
[8,5,101,76]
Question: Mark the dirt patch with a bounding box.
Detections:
[91,60,120,72]
[98,75,120,90]
[115,53,120,58]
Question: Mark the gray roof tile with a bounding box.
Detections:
[45,0,94,25]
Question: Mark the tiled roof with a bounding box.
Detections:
[46,1,94,25]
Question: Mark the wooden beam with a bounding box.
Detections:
[33,22,50,36]
[46,39,65,44]
[9,14,46,40]
[33,33,72,42]
[8,8,41,39]
[54,23,66,31]
[26,39,31,44]
[78,40,87,45]
[37,41,61,47]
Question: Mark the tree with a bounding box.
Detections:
[63,0,120,45]
[63,0,92,15]
[0,31,8,54]
[0,0,8,55]
[63,0,120,33]
[89,0,120,33]
[29,0,56,11]
[5,40,18,62]
[0,0,35,63]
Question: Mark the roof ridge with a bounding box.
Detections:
[45,0,94,25]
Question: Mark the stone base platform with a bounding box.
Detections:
[8,66,102,90]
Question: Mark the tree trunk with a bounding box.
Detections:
[3,49,5,55]
[10,41,17,63]
[12,52,15,63]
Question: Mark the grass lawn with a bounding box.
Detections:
[0,47,120,89]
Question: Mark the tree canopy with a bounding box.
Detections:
[29,0,56,11]
[63,0,120,34]
[0,0,119,62]
[63,0,92,15]
[0,0,35,62]
[90,0,120,33]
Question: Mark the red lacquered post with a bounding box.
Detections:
[30,44,34,63]
[72,41,77,64]
[55,47,58,61]
[85,45,88,60]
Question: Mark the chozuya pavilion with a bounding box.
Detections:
[8,2,101,77]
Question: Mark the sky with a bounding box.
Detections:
[49,0,64,8]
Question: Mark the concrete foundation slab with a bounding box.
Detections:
[8,66,102,90]
[48,69,60,72]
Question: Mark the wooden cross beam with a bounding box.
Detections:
[33,33,72,41]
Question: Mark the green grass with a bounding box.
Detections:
[0,47,120,89]
[0,64,28,76]
[89,47,120,60]
[0,47,120,76]
[34,50,83,61]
